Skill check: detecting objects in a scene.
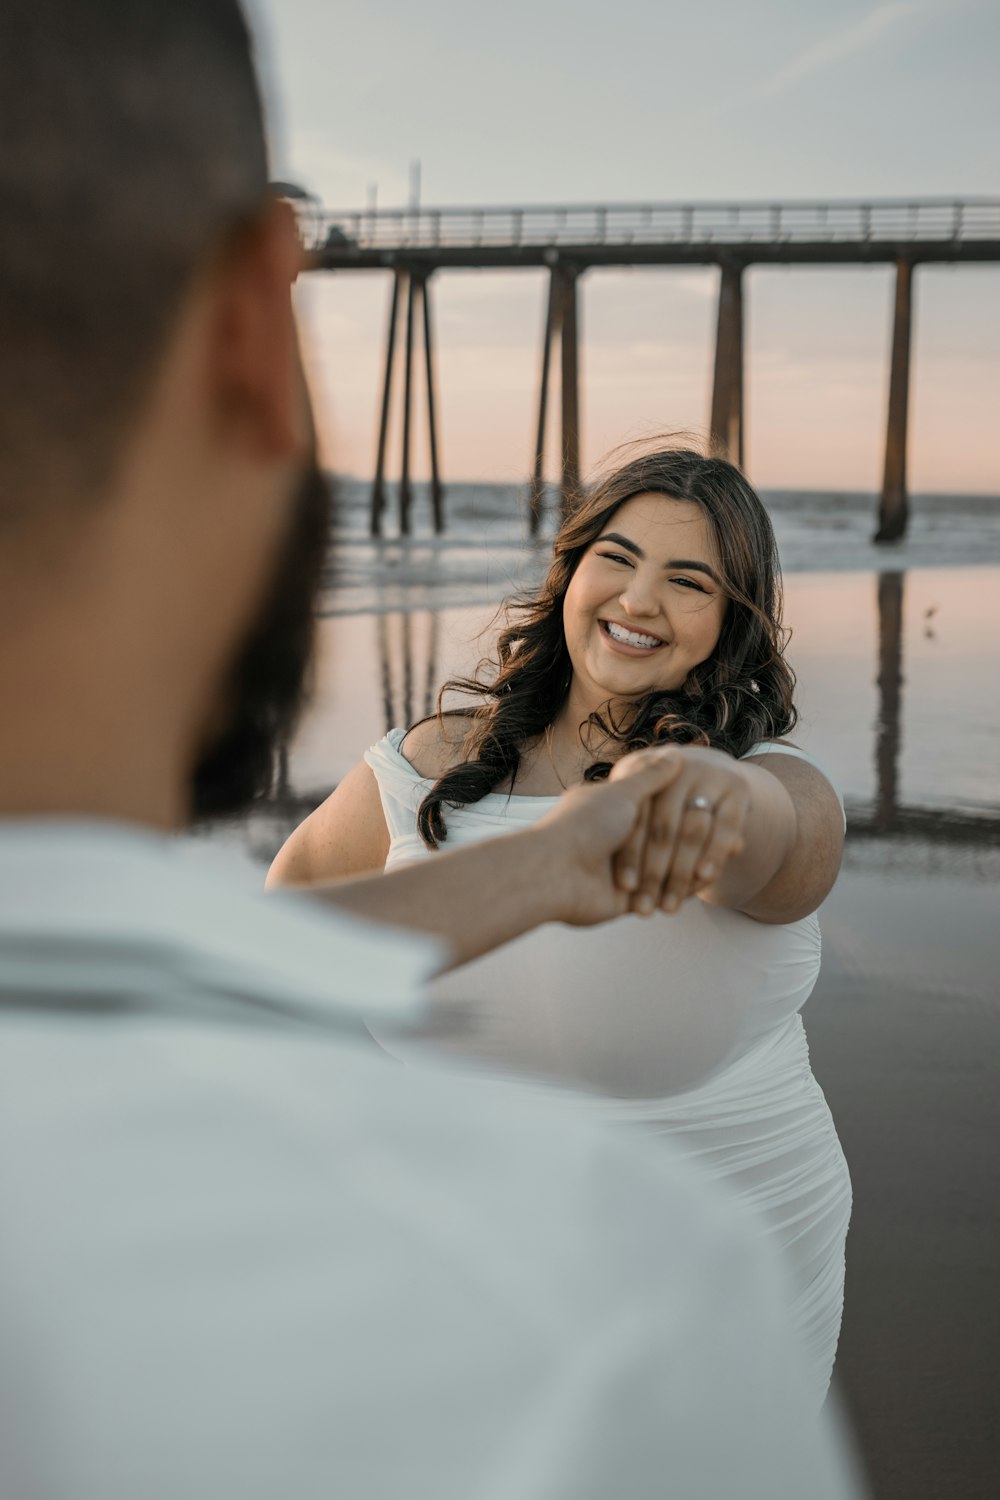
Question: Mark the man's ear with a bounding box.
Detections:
[207,197,307,462]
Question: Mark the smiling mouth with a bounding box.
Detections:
[600,619,667,651]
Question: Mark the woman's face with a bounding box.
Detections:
[562,492,727,711]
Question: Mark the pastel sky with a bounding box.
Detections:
[251,0,999,493]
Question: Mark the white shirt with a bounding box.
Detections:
[0,819,861,1500]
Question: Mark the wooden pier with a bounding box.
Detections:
[297,196,1000,541]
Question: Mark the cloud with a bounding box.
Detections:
[757,3,913,99]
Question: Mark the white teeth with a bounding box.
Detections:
[604,621,663,649]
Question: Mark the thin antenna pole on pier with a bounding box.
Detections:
[372,270,403,536]
[559,268,581,517]
[529,274,559,534]
[420,274,444,533]
[400,273,417,535]
[875,260,914,543]
[709,259,745,468]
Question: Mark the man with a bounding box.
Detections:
[0,3,861,1496]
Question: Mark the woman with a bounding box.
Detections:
[270,446,851,1406]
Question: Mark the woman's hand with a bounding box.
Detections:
[533,752,711,927]
[608,745,754,915]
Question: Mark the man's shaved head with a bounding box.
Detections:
[0,0,269,518]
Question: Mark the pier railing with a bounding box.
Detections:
[310,197,1000,254]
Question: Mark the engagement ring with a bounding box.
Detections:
[686,795,714,813]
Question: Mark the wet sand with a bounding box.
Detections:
[213,559,1000,1500]
[249,564,1000,814]
[808,950,1000,1499]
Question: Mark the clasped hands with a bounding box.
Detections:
[610,744,752,915]
[538,744,753,926]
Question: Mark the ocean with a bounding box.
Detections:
[326,479,1000,616]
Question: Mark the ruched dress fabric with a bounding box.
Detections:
[364,729,853,1408]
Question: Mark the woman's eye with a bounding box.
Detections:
[671,576,706,593]
[598,551,632,567]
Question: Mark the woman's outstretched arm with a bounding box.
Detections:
[724,752,844,923]
[612,746,844,926]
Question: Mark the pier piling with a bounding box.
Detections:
[710,260,745,468]
[875,260,914,544]
[529,274,559,534]
[559,268,581,516]
[420,276,444,533]
[371,271,402,536]
[370,269,446,536]
[400,274,417,535]
[529,264,583,529]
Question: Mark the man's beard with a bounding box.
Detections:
[190,452,332,822]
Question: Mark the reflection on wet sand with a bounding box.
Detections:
[876,571,904,835]
[377,610,439,732]
[229,566,1000,869]
[835,570,1000,855]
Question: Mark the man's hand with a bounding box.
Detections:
[531,753,686,926]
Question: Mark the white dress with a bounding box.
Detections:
[365,729,853,1408]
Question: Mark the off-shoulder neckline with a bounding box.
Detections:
[382,727,561,803]
[380,727,816,804]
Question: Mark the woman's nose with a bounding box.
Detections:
[619,574,659,617]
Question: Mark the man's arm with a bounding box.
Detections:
[287,759,685,971]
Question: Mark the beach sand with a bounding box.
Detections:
[808,939,999,1499]
[208,545,1000,1500]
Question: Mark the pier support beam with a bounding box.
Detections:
[529,263,582,531]
[370,268,446,536]
[399,273,417,535]
[371,271,403,536]
[875,260,914,544]
[528,275,558,533]
[420,275,444,533]
[559,268,581,514]
[710,260,745,468]
[875,571,904,832]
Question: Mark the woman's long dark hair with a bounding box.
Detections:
[417,444,797,847]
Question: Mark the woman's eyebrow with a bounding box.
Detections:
[597,533,721,584]
[668,558,722,585]
[597,531,645,559]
